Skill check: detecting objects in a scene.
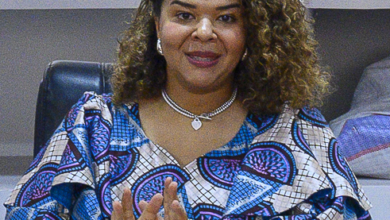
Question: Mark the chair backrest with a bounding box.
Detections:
[34,60,113,157]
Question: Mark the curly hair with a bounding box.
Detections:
[111,0,330,114]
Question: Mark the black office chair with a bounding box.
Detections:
[34,60,113,157]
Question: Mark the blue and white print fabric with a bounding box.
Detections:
[4,92,372,220]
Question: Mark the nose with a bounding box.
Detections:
[192,18,216,42]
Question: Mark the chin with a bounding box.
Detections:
[184,81,226,94]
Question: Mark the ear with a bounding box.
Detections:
[154,16,161,39]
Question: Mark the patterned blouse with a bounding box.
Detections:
[4,92,372,220]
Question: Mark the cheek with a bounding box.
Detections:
[161,24,190,50]
[224,28,246,55]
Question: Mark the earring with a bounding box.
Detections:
[157,38,164,56]
[241,48,248,61]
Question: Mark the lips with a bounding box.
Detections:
[186,51,221,68]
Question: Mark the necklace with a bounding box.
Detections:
[161,88,237,130]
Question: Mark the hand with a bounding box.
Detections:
[135,178,187,220]
[112,188,163,220]
[163,177,187,220]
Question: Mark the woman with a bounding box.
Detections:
[5,0,371,219]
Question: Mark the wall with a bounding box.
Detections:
[0,9,134,173]
[313,9,390,120]
[0,0,141,9]
[307,0,390,9]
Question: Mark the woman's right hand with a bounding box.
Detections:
[111,188,163,220]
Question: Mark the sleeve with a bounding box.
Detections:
[3,92,114,220]
[277,106,372,220]
[224,105,372,220]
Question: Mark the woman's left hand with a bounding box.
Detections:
[138,177,187,220]
[112,188,163,220]
[112,177,187,220]
[162,177,187,220]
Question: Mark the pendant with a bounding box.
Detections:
[191,117,202,130]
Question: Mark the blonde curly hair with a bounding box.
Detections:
[111,0,330,114]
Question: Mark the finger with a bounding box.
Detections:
[139,200,148,212]
[167,181,182,220]
[164,177,173,219]
[170,200,187,220]
[139,202,164,220]
[164,177,172,199]
[112,201,124,220]
[139,193,163,220]
[167,181,178,200]
[122,188,135,220]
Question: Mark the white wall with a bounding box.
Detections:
[0,0,141,9]
[0,9,133,156]
[307,0,390,9]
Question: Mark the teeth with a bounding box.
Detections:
[191,56,215,62]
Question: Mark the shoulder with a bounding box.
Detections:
[278,103,329,128]
[65,92,138,128]
[67,92,112,118]
[74,91,113,109]
[70,91,139,115]
[248,104,330,138]
[248,104,331,145]
[245,104,329,137]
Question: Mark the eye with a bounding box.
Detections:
[218,14,236,23]
[177,12,194,20]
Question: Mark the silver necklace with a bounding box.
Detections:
[162,88,237,130]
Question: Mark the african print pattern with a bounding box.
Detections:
[4,92,372,220]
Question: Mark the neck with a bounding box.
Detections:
[164,84,236,115]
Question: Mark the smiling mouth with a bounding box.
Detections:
[188,55,218,62]
[185,51,221,68]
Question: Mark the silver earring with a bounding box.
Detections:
[157,38,163,56]
[241,48,248,61]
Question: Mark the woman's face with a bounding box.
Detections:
[155,0,246,93]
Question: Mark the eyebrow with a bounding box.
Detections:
[170,0,196,9]
[216,3,241,11]
[170,0,241,11]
